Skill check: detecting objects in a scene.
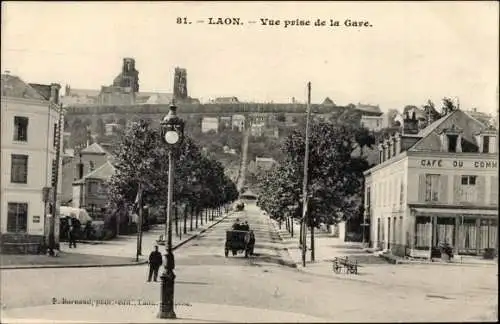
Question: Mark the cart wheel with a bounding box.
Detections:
[224,249,228,257]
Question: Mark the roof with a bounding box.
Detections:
[410,109,488,152]
[403,106,427,120]
[73,161,116,184]
[65,88,100,97]
[214,97,239,103]
[355,103,382,115]
[28,83,52,100]
[322,97,335,105]
[464,109,492,126]
[1,74,47,100]
[144,93,174,104]
[80,143,108,155]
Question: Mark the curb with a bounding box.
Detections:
[172,212,233,251]
[379,252,497,267]
[1,213,233,271]
[0,260,148,270]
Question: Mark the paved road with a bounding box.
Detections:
[1,202,497,322]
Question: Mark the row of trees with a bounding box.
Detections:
[257,120,376,244]
[106,119,239,237]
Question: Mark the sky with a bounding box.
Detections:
[1,1,498,114]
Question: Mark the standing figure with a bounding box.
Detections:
[68,218,78,248]
[147,246,163,282]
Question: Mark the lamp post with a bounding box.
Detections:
[158,103,184,319]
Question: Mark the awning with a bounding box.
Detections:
[412,207,497,218]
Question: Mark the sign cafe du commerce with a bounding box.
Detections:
[419,159,498,169]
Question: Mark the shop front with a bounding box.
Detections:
[408,206,497,258]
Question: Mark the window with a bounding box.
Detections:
[461,175,477,202]
[7,203,28,233]
[88,181,99,194]
[447,135,458,152]
[425,174,440,202]
[13,116,28,142]
[89,161,95,172]
[11,155,28,183]
[461,175,476,185]
[483,136,490,153]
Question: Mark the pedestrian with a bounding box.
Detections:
[68,218,77,248]
[147,246,163,282]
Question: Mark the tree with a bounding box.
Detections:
[422,100,441,123]
[107,119,238,235]
[259,120,375,228]
[441,97,457,115]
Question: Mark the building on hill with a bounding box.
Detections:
[63,142,114,219]
[232,115,245,131]
[61,87,99,106]
[364,109,498,258]
[213,97,239,104]
[255,157,276,170]
[61,142,111,205]
[322,97,335,106]
[201,117,219,133]
[1,73,63,252]
[355,103,382,116]
[72,161,116,220]
[360,115,383,131]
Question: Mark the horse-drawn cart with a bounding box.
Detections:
[225,230,254,258]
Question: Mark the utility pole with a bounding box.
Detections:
[136,183,143,262]
[301,82,312,267]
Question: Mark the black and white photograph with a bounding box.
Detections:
[0,1,498,323]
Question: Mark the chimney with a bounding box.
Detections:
[378,143,384,163]
[394,132,401,154]
[65,85,71,96]
[50,83,61,104]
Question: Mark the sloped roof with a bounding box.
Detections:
[1,74,47,100]
[464,109,492,126]
[67,88,100,97]
[73,161,116,184]
[80,143,108,155]
[355,103,382,114]
[410,109,487,152]
[28,83,52,100]
[322,97,335,105]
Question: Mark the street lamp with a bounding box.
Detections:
[157,103,184,319]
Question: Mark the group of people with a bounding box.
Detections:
[232,218,250,231]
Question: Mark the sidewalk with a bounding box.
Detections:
[1,212,231,270]
[1,302,329,323]
[270,218,498,294]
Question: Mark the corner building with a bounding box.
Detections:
[364,109,498,257]
[1,74,63,252]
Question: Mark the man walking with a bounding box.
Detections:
[147,246,163,282]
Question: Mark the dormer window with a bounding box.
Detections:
[447,135,458,152]
[439,125,463,153]
[483,136,490,153]
[475,125,497,154]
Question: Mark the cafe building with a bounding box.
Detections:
[364,109,498,258]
